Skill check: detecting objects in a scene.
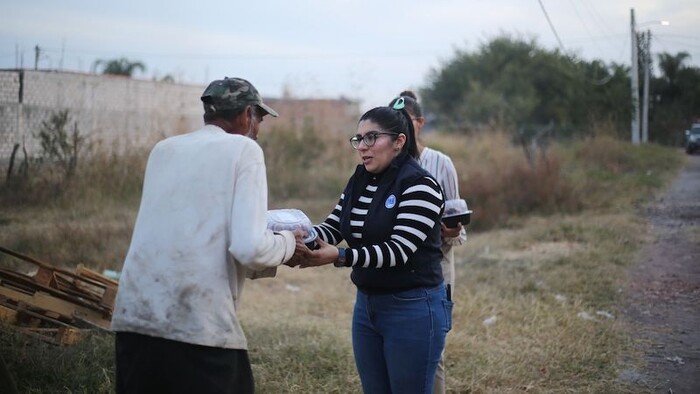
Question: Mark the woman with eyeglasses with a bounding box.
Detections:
[297,99,451,394]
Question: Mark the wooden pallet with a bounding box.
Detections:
[0,246,118,345]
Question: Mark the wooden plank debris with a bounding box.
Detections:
[0,246,118,345]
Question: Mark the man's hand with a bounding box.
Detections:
[284,229,311,267]
[291,228,308,241]
[284,256,302,267]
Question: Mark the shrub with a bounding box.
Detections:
[462,148,578,229]
[427,131,579,230]
[35,110,87,181]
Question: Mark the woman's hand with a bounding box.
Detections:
[299,237,340,268]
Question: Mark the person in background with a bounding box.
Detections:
[298,98,451,394]
[390,91,467,394]
[111,77,304,394]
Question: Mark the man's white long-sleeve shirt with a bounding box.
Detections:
[111,125,295,350]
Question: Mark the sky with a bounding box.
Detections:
[1,0,699,110]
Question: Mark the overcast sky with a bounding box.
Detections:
[2,0,699,110]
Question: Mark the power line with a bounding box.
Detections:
[569,0,611,59]
[652,36,700,61]
[579,0,616,37]
[569,1,594,40]
[576,0,628,64]
[537,0,566,52]
[657,34,700,41]
[565,34,626,43]
[654,35,700,50]
[24,46,441,62]
[536,0,622,85]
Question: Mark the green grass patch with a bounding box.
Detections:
[247,323,358,392]
[0,325,115,393]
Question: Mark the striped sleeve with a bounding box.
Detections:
[314,193,344,245]
[348,176,443,268]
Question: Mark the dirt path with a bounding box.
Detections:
[620,153,700,393]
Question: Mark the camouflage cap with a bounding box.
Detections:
[201,77,278,117]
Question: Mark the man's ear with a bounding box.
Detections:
[244,105,253,121]
[238,105,253,128]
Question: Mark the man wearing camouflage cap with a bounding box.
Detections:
[112,77,303,393]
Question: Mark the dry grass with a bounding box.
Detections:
[238,212,647,393]
[0,204,136,272]
[0,141,146,271]
[564,133,683,211]
[0,128,684,393]
[424,131,581,230]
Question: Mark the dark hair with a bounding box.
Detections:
[359,105,419,159]
[389,90,423,118]
[202,107,246,123]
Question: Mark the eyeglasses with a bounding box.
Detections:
[349,131,398,149]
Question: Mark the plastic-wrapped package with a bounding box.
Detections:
[266,209,319,249]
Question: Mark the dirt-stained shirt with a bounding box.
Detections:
[111,124,295,350]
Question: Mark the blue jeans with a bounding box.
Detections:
[352,284,452,394]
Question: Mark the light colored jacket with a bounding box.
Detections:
[418,147,467,287]
[111,125,295,349]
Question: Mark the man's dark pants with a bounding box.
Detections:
[116,332,254,394]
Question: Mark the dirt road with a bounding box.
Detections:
[621,153,700,393]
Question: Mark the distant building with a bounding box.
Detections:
[265,97,359,136]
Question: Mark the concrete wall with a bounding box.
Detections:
[0,70,204,159]
[0,69,359,172]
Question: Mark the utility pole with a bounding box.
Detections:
[34,45,40,70]
[630,8,640,145]
[59,38,65,71]
[642,30,651,143]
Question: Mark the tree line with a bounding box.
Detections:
[420,35,700,145]
[92,36,699,146]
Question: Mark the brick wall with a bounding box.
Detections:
[0,69,359,172]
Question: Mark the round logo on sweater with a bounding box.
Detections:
[385,194,397,208]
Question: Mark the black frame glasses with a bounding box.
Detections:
[349,131,398,149]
